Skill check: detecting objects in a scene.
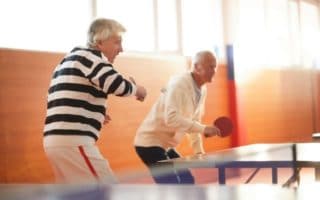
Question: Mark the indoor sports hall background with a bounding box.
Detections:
[0,0,319,183]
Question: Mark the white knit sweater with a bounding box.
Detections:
[134,72,207,154]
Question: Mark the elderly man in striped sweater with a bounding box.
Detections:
[43,18,146,183]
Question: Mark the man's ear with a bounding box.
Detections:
[95,40,103,48]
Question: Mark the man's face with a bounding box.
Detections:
[196,54,217,83]
[97,34,123,63]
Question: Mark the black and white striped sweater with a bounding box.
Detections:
[44,47,136,141]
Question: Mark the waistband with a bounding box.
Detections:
[43,135,96,147]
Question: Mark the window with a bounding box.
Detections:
[234,0,266,69]
[157,0,178,52]
[265,0,291,67]
[0,0,318,61]
[288,0,301,66]
[0,0,91,52]
[96,0,155,52]
[234,0,320,70]
[181,0,223,56]
[300,0,320,67]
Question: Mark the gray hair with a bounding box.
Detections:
[87,18,126,47]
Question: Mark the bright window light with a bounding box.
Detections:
[288,1,301,66]
[265,0,290,67]
[235,0,266,70]
[300,1,320,67]
[96,0,154,52]
[0,0,91,52]
[157,0,178,52]
[181,0,223,56]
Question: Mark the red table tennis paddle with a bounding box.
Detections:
[214,116,233,137]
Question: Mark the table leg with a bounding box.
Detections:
[218,167,226,184]
[271,167,278,184]
[315,168,320,181]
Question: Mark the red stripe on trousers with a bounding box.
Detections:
[78,146,99,178]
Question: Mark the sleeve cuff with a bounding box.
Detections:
[131,84,137,97]
[194,145,205,154]
[189,121,206,133]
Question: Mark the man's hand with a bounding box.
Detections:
[203,125,221,137]
[129,76,147,101]
[136,85,147,101]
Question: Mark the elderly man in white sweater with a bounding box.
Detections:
[134,50,220,184]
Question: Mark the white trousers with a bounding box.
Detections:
[44,145,116,183]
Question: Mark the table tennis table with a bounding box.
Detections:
[162,143,320,185]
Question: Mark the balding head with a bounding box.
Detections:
[191,50,217,86]
[192,51,217,69]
